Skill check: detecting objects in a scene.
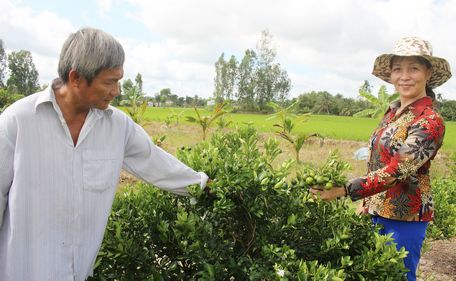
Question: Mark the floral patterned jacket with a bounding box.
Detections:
[346,96,445,222]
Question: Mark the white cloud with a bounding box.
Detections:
[120,37,214,96]
[0,0,74,82]
[0,1,74,55]
[123,0,456,99]
[97,0,112,18]
[1,0,455,100]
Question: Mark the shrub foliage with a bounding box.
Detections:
[91,127,408,280]
[427,178,456,239]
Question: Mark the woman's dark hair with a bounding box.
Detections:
[390,55,435,100]
[425,85,435,100]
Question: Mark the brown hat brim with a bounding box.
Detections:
[372,54,452,88]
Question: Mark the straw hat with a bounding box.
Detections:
[372,37,451,88]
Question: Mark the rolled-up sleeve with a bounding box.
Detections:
[0,116,14,228]
[122,122,208,196]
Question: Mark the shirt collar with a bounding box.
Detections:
[34,79,58,112]
[92,106,114,117]
[408,96,433,116]
[388,96,433,117]
[34,78,114,117]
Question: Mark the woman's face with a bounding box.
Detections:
[390,57,432,101]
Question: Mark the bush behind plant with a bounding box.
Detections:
[427,177,456,239]
[91,126,407,280]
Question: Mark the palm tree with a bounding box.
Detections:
[353,85,399,119]
[268,101,323,163]
[186,102,228,140]
[121,85,148,125]
[267,101,308,124]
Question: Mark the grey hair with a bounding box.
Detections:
[58,27,125,84]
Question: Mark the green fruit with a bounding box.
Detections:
[316,176,325,184]
[324,182,334,190]
[305,177,314,185]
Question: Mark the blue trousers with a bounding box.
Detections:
[372,216,428,281]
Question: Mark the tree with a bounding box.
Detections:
[0,88,24,113]
[213,53,228,103]
[313,91,335,114]
[7,50,40,96]
[254,30,291,110]
[135,73,143,92]
[213,54,238,103]
[158,88,172,106]
[359,80,372,95]
[225,55,238,101]
[0,39,6,88]
[112,78,134,106]
[185,96,194,106]
[439,99,456,121]
[236,49,257,111]
[213,30,291,112]
[274,68,292,104]
[122,78,134,93]
[353,85,399,119]
[295,91,370,116]
[176,97,185,107]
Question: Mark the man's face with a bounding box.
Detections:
[80,67,123,110]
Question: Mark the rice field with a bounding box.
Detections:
[141,107,456,154]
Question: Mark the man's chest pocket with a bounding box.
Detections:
[83,150,120,192]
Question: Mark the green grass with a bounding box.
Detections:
[140,107,456,154]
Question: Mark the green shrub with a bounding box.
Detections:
[91,126,407,280]
[427,177,456,239]
[0,88,24,113]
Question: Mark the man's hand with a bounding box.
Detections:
[309,186,346,201]
[203,179,216,199]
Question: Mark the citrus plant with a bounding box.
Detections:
[91,127,408,280]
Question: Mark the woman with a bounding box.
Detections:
[310,37,451,281]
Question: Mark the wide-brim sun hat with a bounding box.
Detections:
[372,37,452,89]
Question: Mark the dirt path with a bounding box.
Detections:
[418,237,456,281]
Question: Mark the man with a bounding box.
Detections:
[0,27,208,281]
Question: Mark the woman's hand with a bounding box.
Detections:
[309,186,346,201]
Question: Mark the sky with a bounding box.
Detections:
[1,0,456,100]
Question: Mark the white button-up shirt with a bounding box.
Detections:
[0,81,208,281]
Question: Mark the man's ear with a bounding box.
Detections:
[68,69,83,87]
